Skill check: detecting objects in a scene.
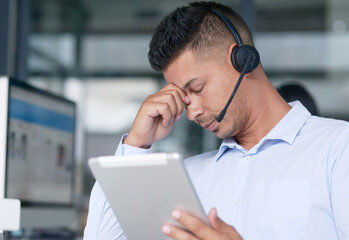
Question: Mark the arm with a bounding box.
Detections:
[83,182,126,240]
[84,83,189,239]
[83,135,150,240]
[329,129,349,239]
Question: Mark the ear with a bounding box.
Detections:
[226,43,238,67]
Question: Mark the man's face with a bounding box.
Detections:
[163,49,247,139]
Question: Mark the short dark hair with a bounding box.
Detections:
[148,1,254,72]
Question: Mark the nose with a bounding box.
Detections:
[186,102,204,122]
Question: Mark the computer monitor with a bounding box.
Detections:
[0,76,76,207]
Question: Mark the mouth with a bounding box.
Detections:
[203,119,217,132]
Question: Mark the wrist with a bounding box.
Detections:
[124,134,151,149]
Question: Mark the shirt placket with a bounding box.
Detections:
[231,152,252,229]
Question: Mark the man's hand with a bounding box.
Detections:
[124,83,190,149]
[162,208,243,240]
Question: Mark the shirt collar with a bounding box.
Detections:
[213,101,311,162]
[265,101,311,144]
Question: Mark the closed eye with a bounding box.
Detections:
[192,85,204,93]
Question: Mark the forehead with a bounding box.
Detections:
[163,50,204,88]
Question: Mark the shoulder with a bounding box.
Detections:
[303,116,349,159]
[303,115,349,137]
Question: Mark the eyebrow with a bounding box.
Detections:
[183,78,198,90]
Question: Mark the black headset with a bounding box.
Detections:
[202,7,260,122]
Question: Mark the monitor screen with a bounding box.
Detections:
[4,78,76,206]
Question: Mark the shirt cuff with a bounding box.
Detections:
[114,133,151,156]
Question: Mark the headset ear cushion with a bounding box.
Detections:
[231,45,260,73]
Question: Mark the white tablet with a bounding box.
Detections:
[88,153,208,240]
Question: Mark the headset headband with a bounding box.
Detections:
[201,7,244,46]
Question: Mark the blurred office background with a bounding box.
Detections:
[1,0,349,238]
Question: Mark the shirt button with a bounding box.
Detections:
[235,199,240,204]
[245,155,251,159]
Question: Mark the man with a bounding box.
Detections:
[84,2,349,239]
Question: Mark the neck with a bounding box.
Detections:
[235,76,291,151]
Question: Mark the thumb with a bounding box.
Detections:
[208,208,243,240]
[208,208,227,230]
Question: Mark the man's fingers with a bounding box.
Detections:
[164,90,184,119]
[156,83,191,120]
[160,83,191,105]
[124,83,188,148]
[157,91,182,119]
[208,208,243,240]
[170,210,219,239]
[162,224,200,240]
[208,208,230,230]
[147,90,184,121]
[166,209,244,240]
[144,102,174,127]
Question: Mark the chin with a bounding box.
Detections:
[212,128,226,139]
[213,126,236,139]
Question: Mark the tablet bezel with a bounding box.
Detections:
[88,153,208,240]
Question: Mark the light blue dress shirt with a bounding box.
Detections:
[84,101,349,240]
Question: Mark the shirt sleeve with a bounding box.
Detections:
[329,128,349,239]
[83,134,151,240]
